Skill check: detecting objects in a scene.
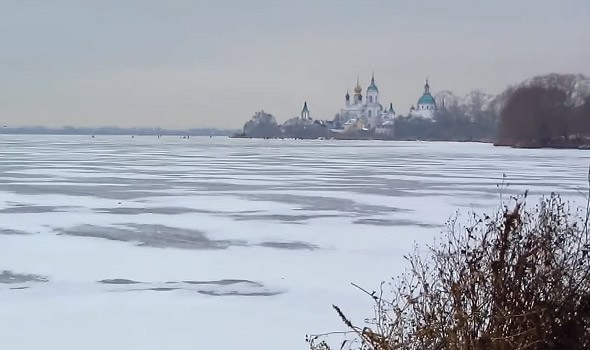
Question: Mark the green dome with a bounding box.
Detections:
[367,75,378,92]
[418,94,436,105]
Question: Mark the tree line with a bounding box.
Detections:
[238,74,590,146]
[496,86,590,148]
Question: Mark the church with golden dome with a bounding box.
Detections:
[339,74,395,129]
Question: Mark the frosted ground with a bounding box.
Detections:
[0,136,589,350]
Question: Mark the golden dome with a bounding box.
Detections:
[354,78,362,94]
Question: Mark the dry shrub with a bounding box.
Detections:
[308,193,590,350]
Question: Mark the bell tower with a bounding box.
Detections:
[301,101,310,120]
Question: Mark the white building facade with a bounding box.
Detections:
[339,75,395,129]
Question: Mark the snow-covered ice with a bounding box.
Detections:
[1,135,589,350]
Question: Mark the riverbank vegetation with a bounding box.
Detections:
[308,191,590,350]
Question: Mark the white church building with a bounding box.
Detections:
[409,79,437,119]
[339,75,395,129]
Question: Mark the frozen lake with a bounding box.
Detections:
[1,135,589,350]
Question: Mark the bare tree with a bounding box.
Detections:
[497,86,569,147]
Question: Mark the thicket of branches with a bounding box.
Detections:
[308,191,590,350]
[497,86,590,147]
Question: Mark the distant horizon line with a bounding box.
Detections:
[0,125,239,136]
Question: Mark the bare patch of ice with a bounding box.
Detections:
[258,241,318,250]
[98,279,141,285]
[0,228,30,235]
[56,224,319,251]
[353,218,443,228]
[97,278,282,296]
[0,205,68,214]
[57,224,246,250]
[0,270,48,284]
[230,213,339,223]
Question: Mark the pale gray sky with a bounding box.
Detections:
[1,0,589,128]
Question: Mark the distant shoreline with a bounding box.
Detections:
[3,132,588,150]
[0,127,238,137]
[231,135,590,150]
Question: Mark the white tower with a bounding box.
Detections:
[301,101,310,120]
[366,73,379,105]
[388,103,395,119]
[365,73,381,120]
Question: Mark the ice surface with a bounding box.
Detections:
[0,270,48,284]
[0,136,589,350]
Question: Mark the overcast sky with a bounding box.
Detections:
[1,0,589,128]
